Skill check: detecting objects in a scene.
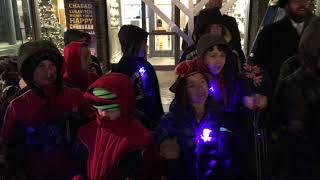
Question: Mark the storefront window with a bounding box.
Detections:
[0,0,33,56]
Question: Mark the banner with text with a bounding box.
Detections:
[65,0,97,55]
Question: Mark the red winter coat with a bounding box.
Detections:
[63,42,94,91]
[78,73,161,180]
[1,85,93,179]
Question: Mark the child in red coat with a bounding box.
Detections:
[74,73,161,180]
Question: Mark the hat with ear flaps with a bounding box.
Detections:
[194,8,232,43]
[169,60,210,93]
[18,40,64,91]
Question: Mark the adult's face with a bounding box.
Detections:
[208,24,223,36]
[206,0,223,9]
[33,60,57,87]
[285,0,311,22]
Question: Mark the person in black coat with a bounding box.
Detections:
[182,0,244,61]
[112,25,164,130]
[251,0,313,90]
[272,16,320,180]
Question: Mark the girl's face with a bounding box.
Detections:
[186,73,208,106]
[204,46,226,75]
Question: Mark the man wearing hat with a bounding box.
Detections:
[182,0,243,59]
[252,0,313,90]
[0,40,93,179]
[180,8,243,63]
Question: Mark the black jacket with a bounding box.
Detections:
[271,17,320,179]
[252,16,302,88]
[182,10,245,62]
[112,57,164,130]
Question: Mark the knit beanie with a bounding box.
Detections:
[194,9,232,42]
[18,40,64,89]
[196,34,231,58]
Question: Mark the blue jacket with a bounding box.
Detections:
[155,102,239,180]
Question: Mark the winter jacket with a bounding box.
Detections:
[63,42,95,91]
[182,9,245,62]
[155,101,242,180]
[1,85,93,180]
[271,16,320,180]
[77,73,161,180]
[252,16,312,89]
[112,56,164,130]
[277,55,302,82]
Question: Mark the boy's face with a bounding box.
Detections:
[204,46,226,75]
[98,109,121,120]
[33,60,57,87]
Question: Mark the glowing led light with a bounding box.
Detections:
[139,67,146,76]
[209,86,215,93]
[200,128,213,142]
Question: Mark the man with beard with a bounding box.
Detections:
[251,0,313,90]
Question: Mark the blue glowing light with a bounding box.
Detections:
[209,86,215,93]
[208,81,217,95]
[200,128,213,142]
[139,67,146,76]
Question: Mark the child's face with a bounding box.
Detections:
[33,60,57,87]
[204,46,226,75]
[186,73,208,106]
[98,109,121,120]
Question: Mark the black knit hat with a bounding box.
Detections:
[18,40,64,92]
[118,25,148,57]
[194,9,232,42]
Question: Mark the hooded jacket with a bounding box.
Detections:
[1,40,94,179]
[112,56,164,130]
[272,17,320,179]
[63,42,95,91]
[78,73,160,180]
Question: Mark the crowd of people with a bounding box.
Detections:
[0,0,318,179]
